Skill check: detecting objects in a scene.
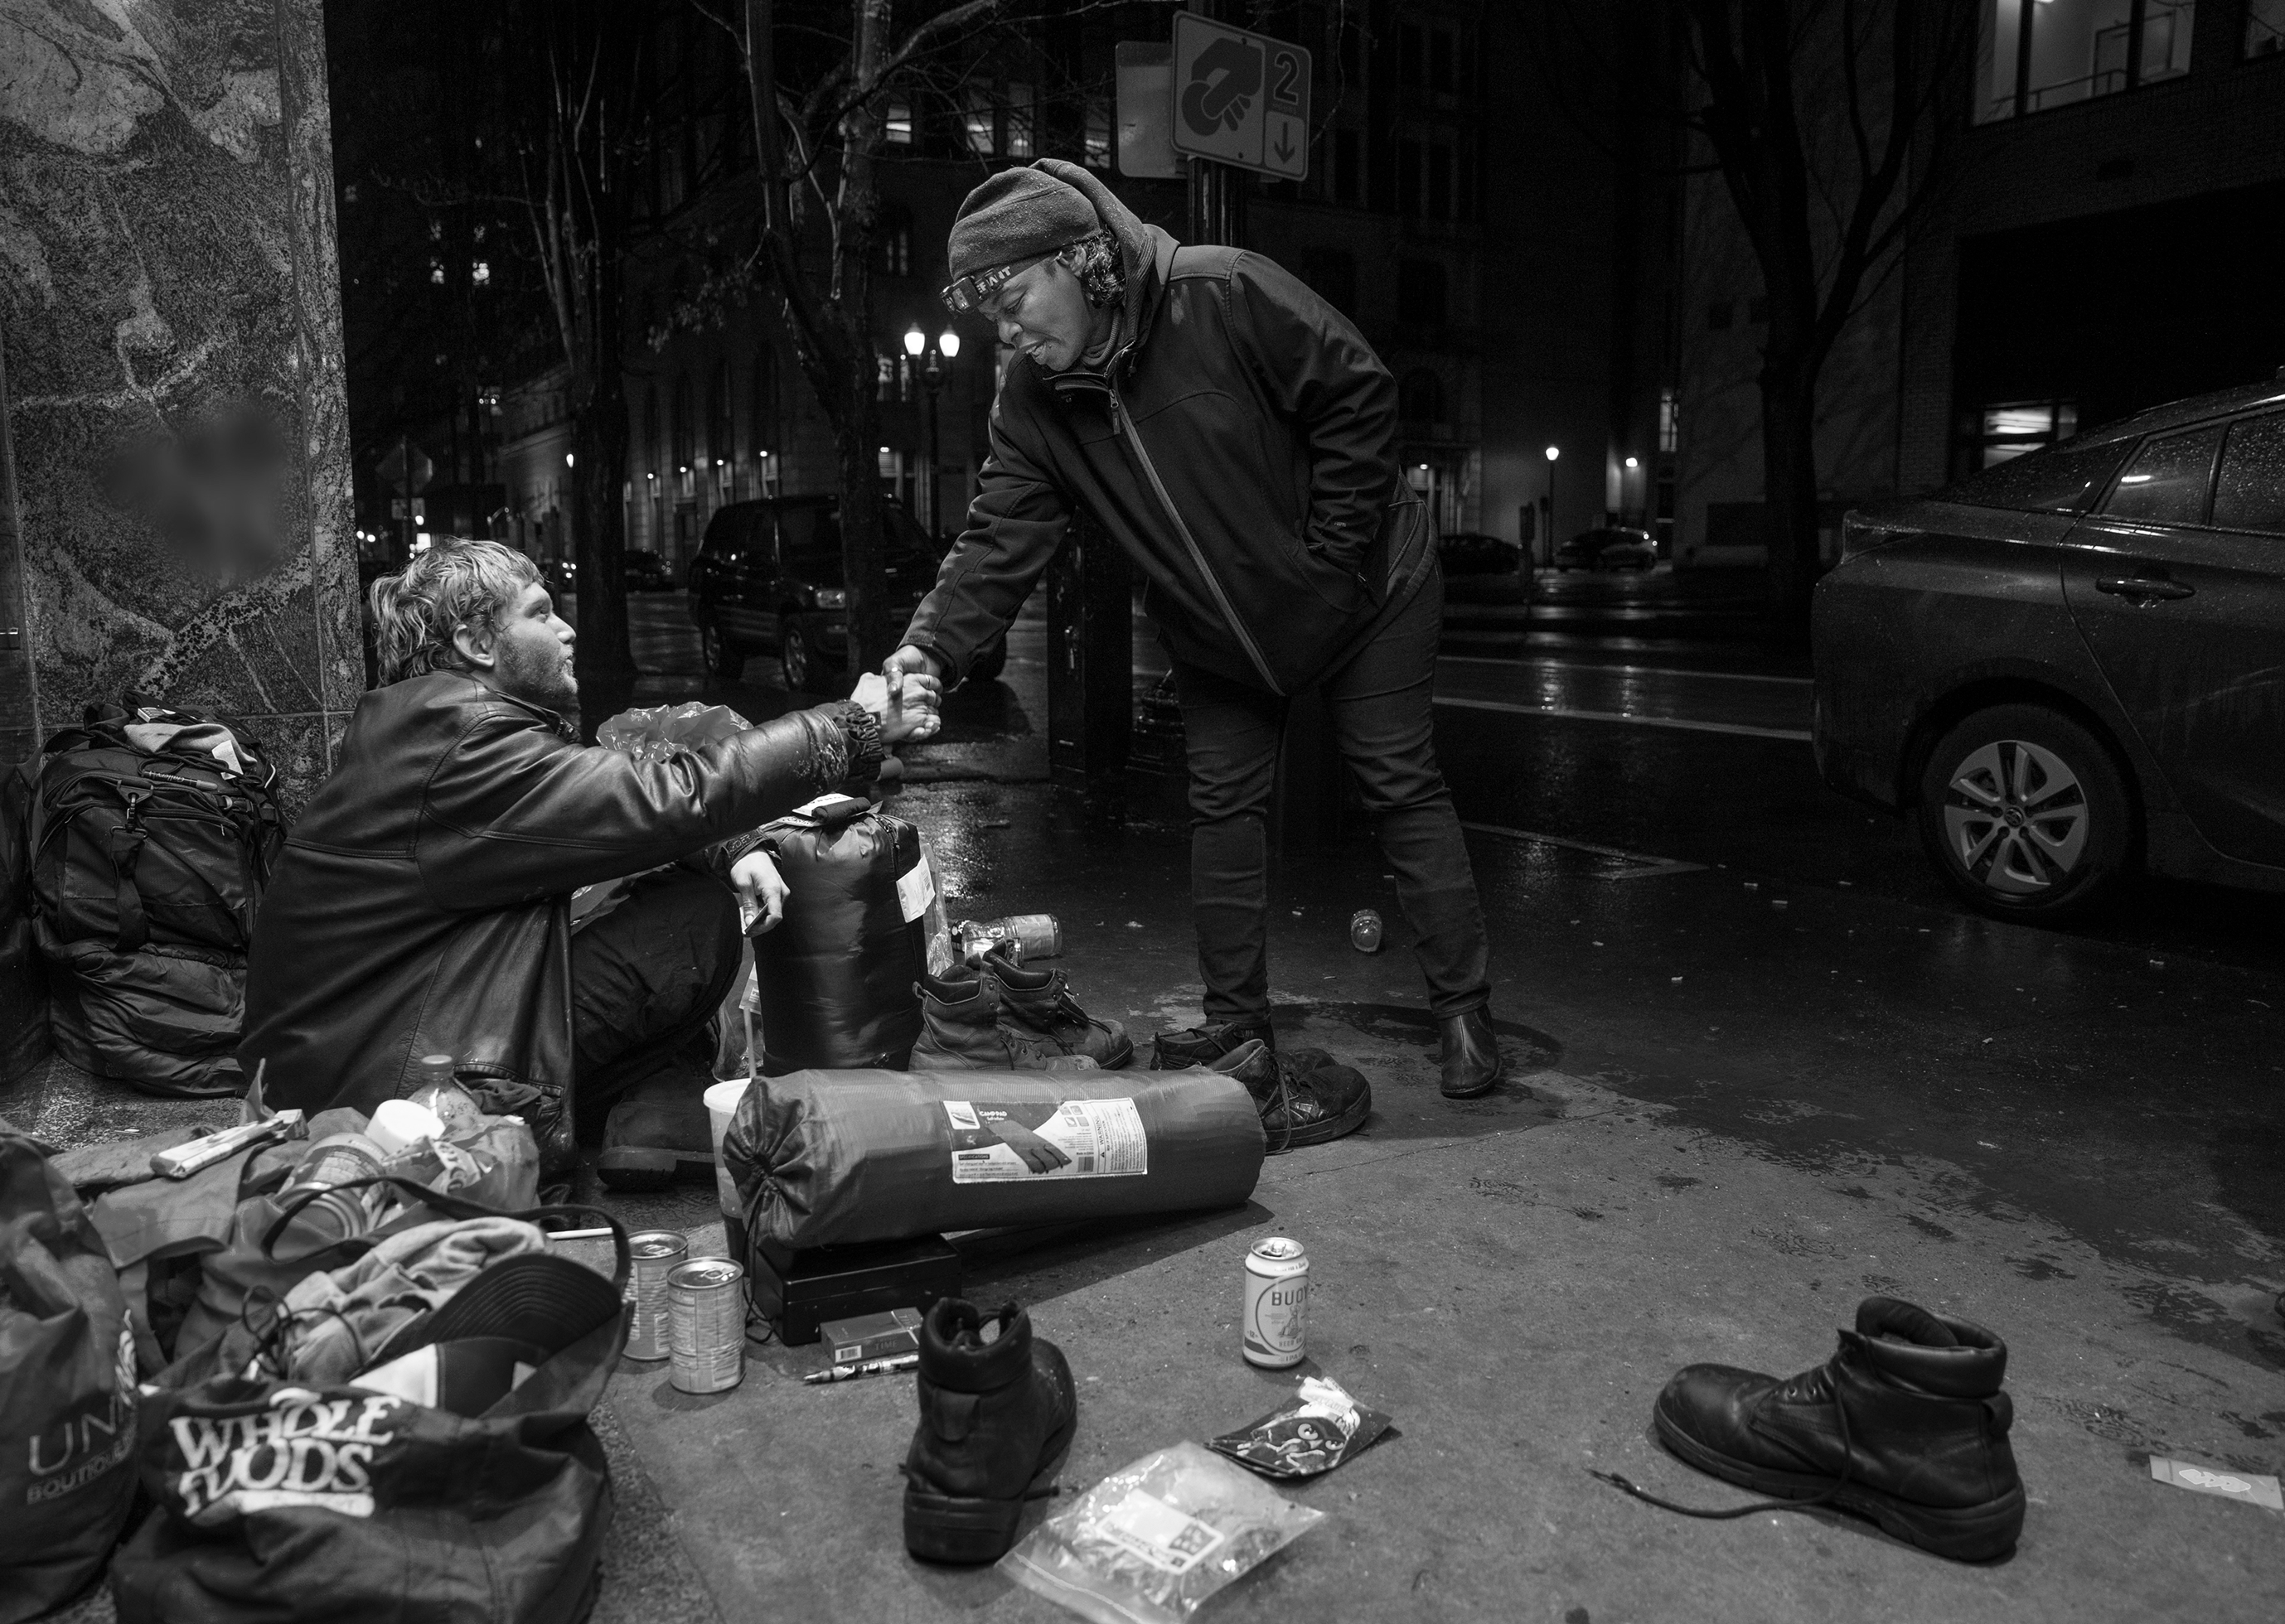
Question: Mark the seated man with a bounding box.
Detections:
[240,538,937,1188]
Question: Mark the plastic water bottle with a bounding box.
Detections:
[1348,909,1383,953]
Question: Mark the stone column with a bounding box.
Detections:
[0,0,360,810]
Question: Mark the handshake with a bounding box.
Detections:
[852,646,947,747]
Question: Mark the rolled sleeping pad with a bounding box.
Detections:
[723,1066,1266,1250]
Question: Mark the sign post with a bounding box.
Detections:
[377,436,433,561]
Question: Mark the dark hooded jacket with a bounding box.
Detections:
[902,160,1428,695]
[239,672,878,1157]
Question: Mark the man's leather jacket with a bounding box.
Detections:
[240,672,877,1157]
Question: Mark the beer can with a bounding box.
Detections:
[958,913,1063,965]
[667,1257,747,1393]
[288,1133,385,1193]
[1242,1236,1310,1368]
[624,1230,689,1361]
[1348,909,1384,954]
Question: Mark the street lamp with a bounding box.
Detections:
[906,325,961,539]
[1542,445,1560,565]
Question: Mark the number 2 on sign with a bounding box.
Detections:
[1271,50,1301,109]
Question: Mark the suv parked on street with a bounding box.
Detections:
[1813,378,2285,921]
[687,495,1007,691]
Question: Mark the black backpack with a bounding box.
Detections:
[23,698,283,1097]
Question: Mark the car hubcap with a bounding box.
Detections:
[1941,739,2090,896]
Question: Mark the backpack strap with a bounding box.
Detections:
[107,785,151,952]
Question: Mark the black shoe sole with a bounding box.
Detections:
[1440,1055,1505,1100]
[903,1420,1076,1564]
[596,1148,715,1191]
[1271,1081,1372,1148]
[1652,1404,2025,1562]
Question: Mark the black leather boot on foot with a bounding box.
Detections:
[1213,1038,1371,1148]
[596,1071,718,1191]
[903,1298,1077,1564]
[1151,1018,1274,1070]
[1438,1008,1504,1099]
[1637,1296,2025,1562]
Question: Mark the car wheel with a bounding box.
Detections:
[780,617,817,692]
[966,636,1009,684]
[1915,703,2134,921]
[700,620,745,679]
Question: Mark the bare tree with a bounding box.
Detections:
[726,0,1005,671]
[1682,0,1978,622]
[1527,0,1979,626]
[511,1,648,707]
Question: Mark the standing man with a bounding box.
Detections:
[888,160,1502,1119]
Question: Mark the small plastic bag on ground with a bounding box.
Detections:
[1000,1441,1324,1624]
[1206,1375,1392,1480]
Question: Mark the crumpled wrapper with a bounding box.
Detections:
[1206,1375,1393,1480]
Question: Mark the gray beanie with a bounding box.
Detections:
[946,163,1101,280]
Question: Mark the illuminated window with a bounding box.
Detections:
[2250,0,2285,56]
[1005,82,1035,158]
[429,258,445,285]
[1658,388,1679,455]
[1976,0,2197,123]
[470,259,490,288]
[885,99,913,144]
[1084,98,1111,167]
[964,88,995,156]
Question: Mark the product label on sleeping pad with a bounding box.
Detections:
[942,1098,1147,1182]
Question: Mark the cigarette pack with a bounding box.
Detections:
[821,1307,924,1365]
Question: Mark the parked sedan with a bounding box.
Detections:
[688,495,1007,692]
[1555,525,1657,572]
[1813,376,2285,920]
[624,549,671,591]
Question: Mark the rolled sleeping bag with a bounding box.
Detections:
[750,799,927,1072]
[724,1067,1266,1250]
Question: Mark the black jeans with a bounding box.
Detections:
[1174,557,1491,1024]
[569,863,740,1137]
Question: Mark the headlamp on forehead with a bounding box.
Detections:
[940,253,1049,315]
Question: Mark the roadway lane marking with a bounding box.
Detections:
[1460,820,1706,881]
[1439,655,1812,686]
[1433,695,1812,742]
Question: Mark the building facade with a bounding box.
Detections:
[1673,0,2285,565]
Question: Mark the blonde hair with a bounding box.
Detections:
[368,537,540,684]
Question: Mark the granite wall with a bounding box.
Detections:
[0,0,359,810]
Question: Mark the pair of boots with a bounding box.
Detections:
[1157,1008,1504,1102]
[1612,1296,2026,1562]
[911,950,1132,1071]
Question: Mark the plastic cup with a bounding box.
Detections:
[704,1077,752,1261]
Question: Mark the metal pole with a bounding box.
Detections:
[926,366,942,542]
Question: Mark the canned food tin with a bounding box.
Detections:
[624,1230,689,1361]
[958,912,1063,965]
[1242,1236,1310,1369]
[667,1257,747,1393]
[1348,908,1384,954]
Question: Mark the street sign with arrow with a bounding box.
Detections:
[1169,13,1310,182]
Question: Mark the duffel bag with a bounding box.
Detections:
[749,795,930,1072]
[112,1180,630,1624]
[0,1129,140,1623]
[724,1066,1266,1250]
[25,696,283,1095]
[1,759,49,1085]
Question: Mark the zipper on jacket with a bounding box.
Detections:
[1108,383,1284,695]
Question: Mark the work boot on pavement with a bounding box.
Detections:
[1150,1017,1275,1070]
[596,1071,717,1191]
[1612,1296,2024,1562]
[908,963,1101,1071]
[980,949,1133,1070]
[1213,1038,1372,1149]
[903,1298,1077,1564]
[1439,1007,1505,1098]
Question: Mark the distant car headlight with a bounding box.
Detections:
[813,587,848,608]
